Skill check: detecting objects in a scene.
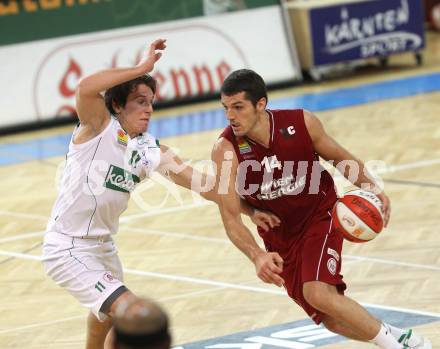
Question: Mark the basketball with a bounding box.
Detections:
[332,189,384,243]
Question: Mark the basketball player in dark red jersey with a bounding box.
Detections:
[211,69,431,349]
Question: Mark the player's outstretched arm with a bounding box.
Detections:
[157,144,280,230]
[304,110,390,226]
[157,144,216,201]
[211,138,284,287]
[75,39,166,133]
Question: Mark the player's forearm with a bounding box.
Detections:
[336,158,382,193]
[200,191,257,220]
[202,191,256,218]
[77,66,144,97]
[161,151,219,203]
[223,217,265,263]
[181,170,220,204]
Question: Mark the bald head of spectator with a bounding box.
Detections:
[113,297,171,349]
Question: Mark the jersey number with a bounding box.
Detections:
[261,155,282,173]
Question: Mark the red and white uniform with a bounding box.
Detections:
[221,109,346,324]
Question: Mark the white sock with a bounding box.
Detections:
[371,324,403,349]
[383,323,407,342]
[384,324,426,347]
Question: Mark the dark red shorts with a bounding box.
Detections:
[266,206,346,324]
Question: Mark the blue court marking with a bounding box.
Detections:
[178,306,440,349]
[271,72,440,111]
[1,72,440,166]
[0,134,71,165]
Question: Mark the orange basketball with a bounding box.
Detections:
[332,190,384,243]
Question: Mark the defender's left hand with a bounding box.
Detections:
[251,209,281,232]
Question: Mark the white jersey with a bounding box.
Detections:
[46,117,161,237]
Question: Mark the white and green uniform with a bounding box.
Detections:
[42,117,161,320]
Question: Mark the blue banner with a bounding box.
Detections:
[309,0,425,66]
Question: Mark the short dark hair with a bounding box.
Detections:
[104,75,156,115]
[221,69,268,107]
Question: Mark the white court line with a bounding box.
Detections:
[120,201,213,223]
[122,229,440,272]
[124,268,284,295]
[1,249,439,307]
[0,315,85,335]
[0,249,282,293]
[361,302,440,319]
[1,250,440,319]
[123,227,230,244]
[0,202,215,243]
[1,237,440,273]
[0,285,235,335]
[0,201,214,227]
[6,225,437,275]
[0,210,47,222]
[0,231,45,244]
[344,254,440,271]
[0,250,42,261]
[379,158,440,173]
[1,298,438,336]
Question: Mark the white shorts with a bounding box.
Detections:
[42,232,126,321]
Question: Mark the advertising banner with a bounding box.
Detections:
[0,5,302,128]
[0,0,278,46]
[309,0,425,66]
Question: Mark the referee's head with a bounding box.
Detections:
[113,296,171,349]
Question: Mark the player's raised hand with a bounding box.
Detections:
[251,209,281,232]
[136,39,167,73]
[254,251,284,287]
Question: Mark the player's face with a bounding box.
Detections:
[116,84,154,136]
[221,92,260,137]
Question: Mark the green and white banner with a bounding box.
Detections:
[0,2,302,128]
[0,0,278,46]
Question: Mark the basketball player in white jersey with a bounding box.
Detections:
[42,39,280,349]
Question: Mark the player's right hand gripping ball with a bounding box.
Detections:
[332,189,384,243]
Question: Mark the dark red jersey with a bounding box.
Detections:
[220,109,337,251]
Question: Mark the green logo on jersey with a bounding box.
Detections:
[104,165,140,193]
[129,150,141,168]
